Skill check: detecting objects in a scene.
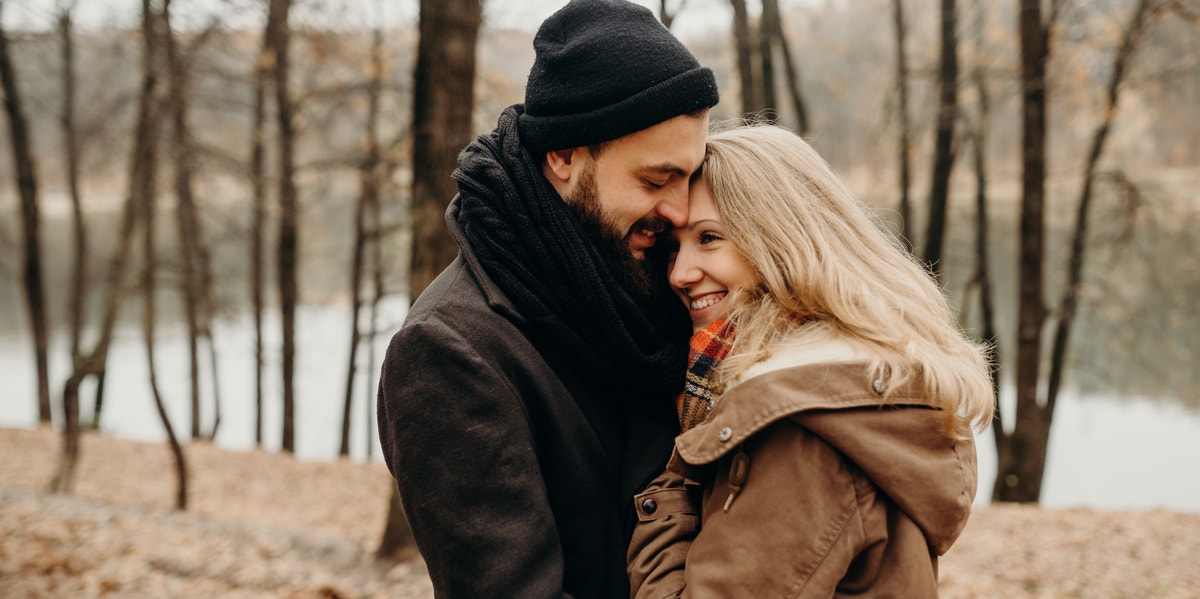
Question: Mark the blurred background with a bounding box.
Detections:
[1,0,1198,522]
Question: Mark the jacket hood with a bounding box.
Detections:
[676,343,977,554]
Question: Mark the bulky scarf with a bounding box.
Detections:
[677,319,735,431]
[452,105,691,403]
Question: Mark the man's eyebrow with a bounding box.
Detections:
[639,163,690,177]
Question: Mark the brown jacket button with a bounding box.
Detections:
[641,498,658,514]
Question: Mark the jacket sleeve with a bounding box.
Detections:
[631,425,880,598]
[377,319,572,599]
[627,455,701,599]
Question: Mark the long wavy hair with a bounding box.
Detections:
[703,124,994,436]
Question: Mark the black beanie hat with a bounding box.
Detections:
[518,0,720,153]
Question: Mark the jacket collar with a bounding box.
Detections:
[677,357,927,466]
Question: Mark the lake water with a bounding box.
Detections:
[2,300,1198,513]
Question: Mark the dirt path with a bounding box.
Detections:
[2,427,1197,598]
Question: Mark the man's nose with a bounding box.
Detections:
[656,183,689,228]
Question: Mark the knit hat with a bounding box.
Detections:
[518,0,720,153]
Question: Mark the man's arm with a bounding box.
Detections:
[378,319,571,598]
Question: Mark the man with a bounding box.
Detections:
[376,0,719,597]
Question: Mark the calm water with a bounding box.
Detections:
[2,300,1198,512]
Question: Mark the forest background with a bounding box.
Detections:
[1,0,1199,596]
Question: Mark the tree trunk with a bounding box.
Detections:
[0,2,52,425]
[250,23,270,449]
[58,8,89,376]
[365,194,384,461]
[340,28,384,459]
[763,0,808,134]
[996,0,1051,503]
[364,29,391,458]
[892,0,914,250]
[729,0,762,117]
[267,0,297,453]
[966,3,1002,438]
[757,0,778,119]
[922,0,958,276]
[658,0,687,30]
[378,0,481,560]
[90,368,108,429]
[51,0,159,493]
[139,1,187,511]
[163,0,203,441]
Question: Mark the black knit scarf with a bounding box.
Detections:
[452,105,690,403]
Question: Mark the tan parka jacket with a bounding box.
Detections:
[627,344,978,598]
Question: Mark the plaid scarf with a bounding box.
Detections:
[676,319,735,431]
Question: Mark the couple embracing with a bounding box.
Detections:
[376,1,995,597]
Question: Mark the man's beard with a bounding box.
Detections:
[564,159,663,302]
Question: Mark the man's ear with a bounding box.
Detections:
[544,148,582,184]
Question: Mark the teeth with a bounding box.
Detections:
[641,229,655,237]
[689,294,724,310]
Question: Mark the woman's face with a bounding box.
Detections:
[668,179,760,333]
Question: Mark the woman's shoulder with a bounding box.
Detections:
[728,337,870,389]
[679,357,926,464]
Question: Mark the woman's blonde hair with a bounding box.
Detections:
[703,124,994,436]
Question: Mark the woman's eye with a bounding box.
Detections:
[699,231,723,245]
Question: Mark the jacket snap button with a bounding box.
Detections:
[641,498,658,514]
[718,427,733,442]
[872,379,887,394]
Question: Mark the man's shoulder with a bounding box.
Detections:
[395,257,530,357]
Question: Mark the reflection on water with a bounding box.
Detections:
[0,300,409,463]
[976,388,1200,511]
[1,301,1198,512]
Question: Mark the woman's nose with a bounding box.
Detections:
[669,247,701,290]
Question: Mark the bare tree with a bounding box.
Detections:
[0,0,52,425]
[50,0,165,494]
[340,27,386,458]
[1043,0,1164,476]
[892,0,914,249]
[963,0,1001,414]
[730,0,763,116]
[992,0,1167,503]
[762,0,810,133]
[363,179,387,460]
[139,0,187,510]
[658,0,688,29]
[922,0,959,276]
[164,3,221,441]
[757,0,778,116]
[56,3,90,384]
[378,0,482,560]
[250,18,271,449]
[996,0,1057,503]
[266,0,298,453]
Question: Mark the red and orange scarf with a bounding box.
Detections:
[675,319,735,432]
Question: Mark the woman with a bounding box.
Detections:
[627,125,995,597]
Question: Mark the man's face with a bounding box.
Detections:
[562,112,709,296]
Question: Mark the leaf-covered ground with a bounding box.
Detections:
[2,426,1197,598]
